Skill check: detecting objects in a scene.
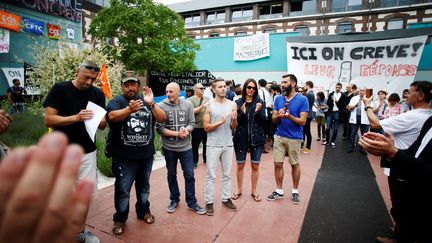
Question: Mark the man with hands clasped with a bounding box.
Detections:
[107,71,166,235]
[203,78,238,215]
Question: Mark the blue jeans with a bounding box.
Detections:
[347,118,370,151]
[325,111,340,143]
[163,148,197,207]
[234,145,264,163]
[112,157,153,223]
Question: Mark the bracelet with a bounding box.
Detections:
[364,106,372,111]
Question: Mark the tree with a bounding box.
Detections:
[29,42,124,100]
[88,0,200,76]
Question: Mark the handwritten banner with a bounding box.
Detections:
[0,29,10,53]
[286,36,427,94]
[2,68,24,87]
[23,17,44,35]
[48,24,61,39]
[0,10,21,32]
[234,33,270,61]
[149,70,215,97]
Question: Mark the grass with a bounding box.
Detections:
[0,109,163,177]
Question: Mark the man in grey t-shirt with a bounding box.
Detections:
[156,82,205,215]
[203,78,238,216]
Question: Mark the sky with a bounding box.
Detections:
[153,0,190,5]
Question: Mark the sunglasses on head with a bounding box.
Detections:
[247,86,256,90]
[81,65,100,72]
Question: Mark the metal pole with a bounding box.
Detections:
[321,0,326,35]
[367,0,374,31]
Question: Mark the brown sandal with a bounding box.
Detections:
[112,221,125,235]
[143,213,155,224]
[251,194,262,202]
[231,193,242,200]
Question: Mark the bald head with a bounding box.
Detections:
[166,82,181,104]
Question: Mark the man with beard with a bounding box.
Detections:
[43,61,106,243]
[267,74,308,204]
[156,82,206,215]
[107,71,166,235]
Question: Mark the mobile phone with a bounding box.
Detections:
[366,89,373,98]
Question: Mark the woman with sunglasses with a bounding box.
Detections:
[231,78,267,202]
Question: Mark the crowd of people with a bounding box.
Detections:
[0,61,430,243]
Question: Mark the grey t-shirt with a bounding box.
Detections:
[156,98,195,152]
[207,99,235,146]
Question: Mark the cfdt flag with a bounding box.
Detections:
[22,17,44,35]
[97,64,112,100]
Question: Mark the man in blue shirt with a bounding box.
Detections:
[267,74,309,204]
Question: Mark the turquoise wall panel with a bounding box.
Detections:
[194,32,299,72]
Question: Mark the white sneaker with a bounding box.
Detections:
[331,142,336,147]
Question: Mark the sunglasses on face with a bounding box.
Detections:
[197,87,205,90]
[81,65,100,72]
[247,86,256,90]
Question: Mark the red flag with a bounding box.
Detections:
[98,64,112,100]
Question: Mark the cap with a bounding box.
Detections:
[378,89,387,95]
[121,71,139,84]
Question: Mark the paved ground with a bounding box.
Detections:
[87,124,391,243]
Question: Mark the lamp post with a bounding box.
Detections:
[321,0,326,35]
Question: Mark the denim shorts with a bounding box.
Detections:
[234,145,264,164]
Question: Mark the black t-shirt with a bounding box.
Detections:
[7,86,25,102]
[43,81,106,153]
[107,95,155,160]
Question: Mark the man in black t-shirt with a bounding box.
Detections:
[6,79,26,113]
[43,61,106,243]
[106,71,165,235]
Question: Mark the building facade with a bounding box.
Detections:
[168,0,432,39]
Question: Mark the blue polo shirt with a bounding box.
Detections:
[274,94,309,140]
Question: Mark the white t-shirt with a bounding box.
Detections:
[333,92,342,111]
[380,108,432,149]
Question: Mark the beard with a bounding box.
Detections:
[282,85,293,96]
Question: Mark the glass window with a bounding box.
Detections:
[388,18,404,30]
[380,0,416,7]
[232,8,253,22]
[209,32,220,38]
[263,27,277,33]
[295,26,309,36]
[207,11,225,25]
[235,30,247,36]
[184,14,200,27]
[259,3,283,19]
[290,0,317,16]
[332,0,363,13]
[338,22,353,33]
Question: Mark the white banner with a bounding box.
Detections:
[234,33,270,61]
[0,29,10,53]
[286,36,427,95]
[2,68,24,87]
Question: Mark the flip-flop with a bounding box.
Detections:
[143,213,155,224]
[251,194,262,202]
[231,193,242,200]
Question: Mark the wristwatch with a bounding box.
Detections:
[364,106,372,111]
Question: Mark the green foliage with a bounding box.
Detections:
[89,0,200,73]
[0,111,47,147]
[95,129,113,177]
[28,43,125,101]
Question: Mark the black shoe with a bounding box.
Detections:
[166,200,179,213]
[188,204,206,215]
[346,149,353,153]
[205,203,214,216]
[222,198,237,211]
[266,191,284,201]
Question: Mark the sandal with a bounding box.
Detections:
[251,194,262,202]
[112,221,125,235]
[231,193,242,200]
[143,213,155,224]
